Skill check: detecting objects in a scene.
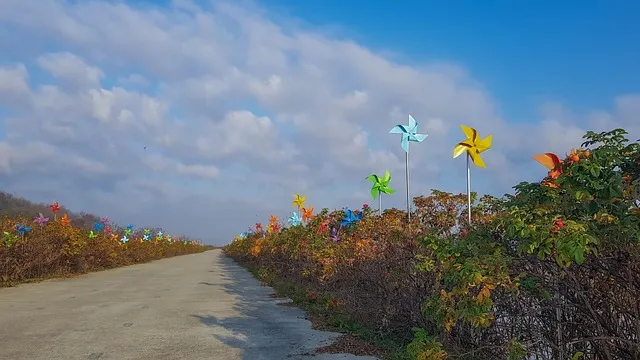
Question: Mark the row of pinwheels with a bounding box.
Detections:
[2,201,180,246]
[364,116,492,222]
[367,115,566,222]
[237,115,569,238]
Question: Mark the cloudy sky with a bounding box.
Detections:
[0,0,639,245]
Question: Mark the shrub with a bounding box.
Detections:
[225,128,640,359]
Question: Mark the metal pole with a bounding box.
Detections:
[467,153,471,224]
[406,151,411,222]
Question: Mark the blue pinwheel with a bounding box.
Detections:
[93,223,104,232]
[389,114,427,153]
[340,209,363,228]
[288,212,302,227]
[389,114,428,221]
[15,224,31,236]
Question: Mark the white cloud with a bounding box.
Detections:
[0,0,637,244]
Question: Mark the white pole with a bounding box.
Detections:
[466,153,471,224]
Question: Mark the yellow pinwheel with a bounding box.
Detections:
[453,125,493,168]
[292,194,306,209]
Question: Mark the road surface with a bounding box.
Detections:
[0,249,378,360]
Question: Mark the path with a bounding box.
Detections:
[0,249,378,360]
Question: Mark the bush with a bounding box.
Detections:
[224,128,640,359]
[0,204,208,286]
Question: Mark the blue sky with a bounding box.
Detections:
[0,0,638,244]
[257,0,640,120]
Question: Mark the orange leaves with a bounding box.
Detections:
[475,283,496,304]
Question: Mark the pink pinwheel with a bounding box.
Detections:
[33,213,50,227]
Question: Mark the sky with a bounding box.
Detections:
[0,0,639,245]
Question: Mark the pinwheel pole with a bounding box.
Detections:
[405,150,411,220]
[466,153,472,224]
[389,115,427,222]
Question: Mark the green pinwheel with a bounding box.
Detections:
[366,170,396,215]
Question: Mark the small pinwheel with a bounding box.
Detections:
[329,228,341,243]
[292,194,306,215]
[124,224,134,236]
[453,125,493,168]
[157,231,163,237]
[144,229,150,235]
[143,234,150,241]
[166,234,172,242]
[34,213,50,227]
[59,213,71,226]
[453,125,493,224]
[389,114,428,153]
[366,170,396,215]
[15,224,31,237]
[88,231,97,239]
[288,212,302,227]
[102,217,110,224]
[49,201,62,220]
[301,207,315,223]
[340,209,363,228]
[121,235,129,243]
[104,225,112,234]
[93,223,104,232]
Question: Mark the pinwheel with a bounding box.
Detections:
[533,152,563,186]
[34,213,50,227]
[3,231,18,247]
[15,224,31,237]
[93,223,104,232]
[301,207,315,223]
[288,212,302,227]
[124,224,134,236]
[389,114,428,220]
[329,228,341,243]
[453,125,493,224]
[366,170,396,215]
[88,231,97,239]
[143,234,150,241]
[292,194,306,217]
[49,201,61,220]
[102,217,110,225]
[60,213,71,226]
[157,231,163,237]
[121,235,129,243]
[104,225,112,234]
[340,209,363,228]
[144,229,150,235]
[166,235,172,242]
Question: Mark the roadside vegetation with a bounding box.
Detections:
[225,129,640,360]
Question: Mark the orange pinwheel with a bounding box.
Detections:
[301,206,315,222]
[60,213,71,226]
[532,153,563,179]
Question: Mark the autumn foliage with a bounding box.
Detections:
[0,202,208,286]
[224,129,640,359]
